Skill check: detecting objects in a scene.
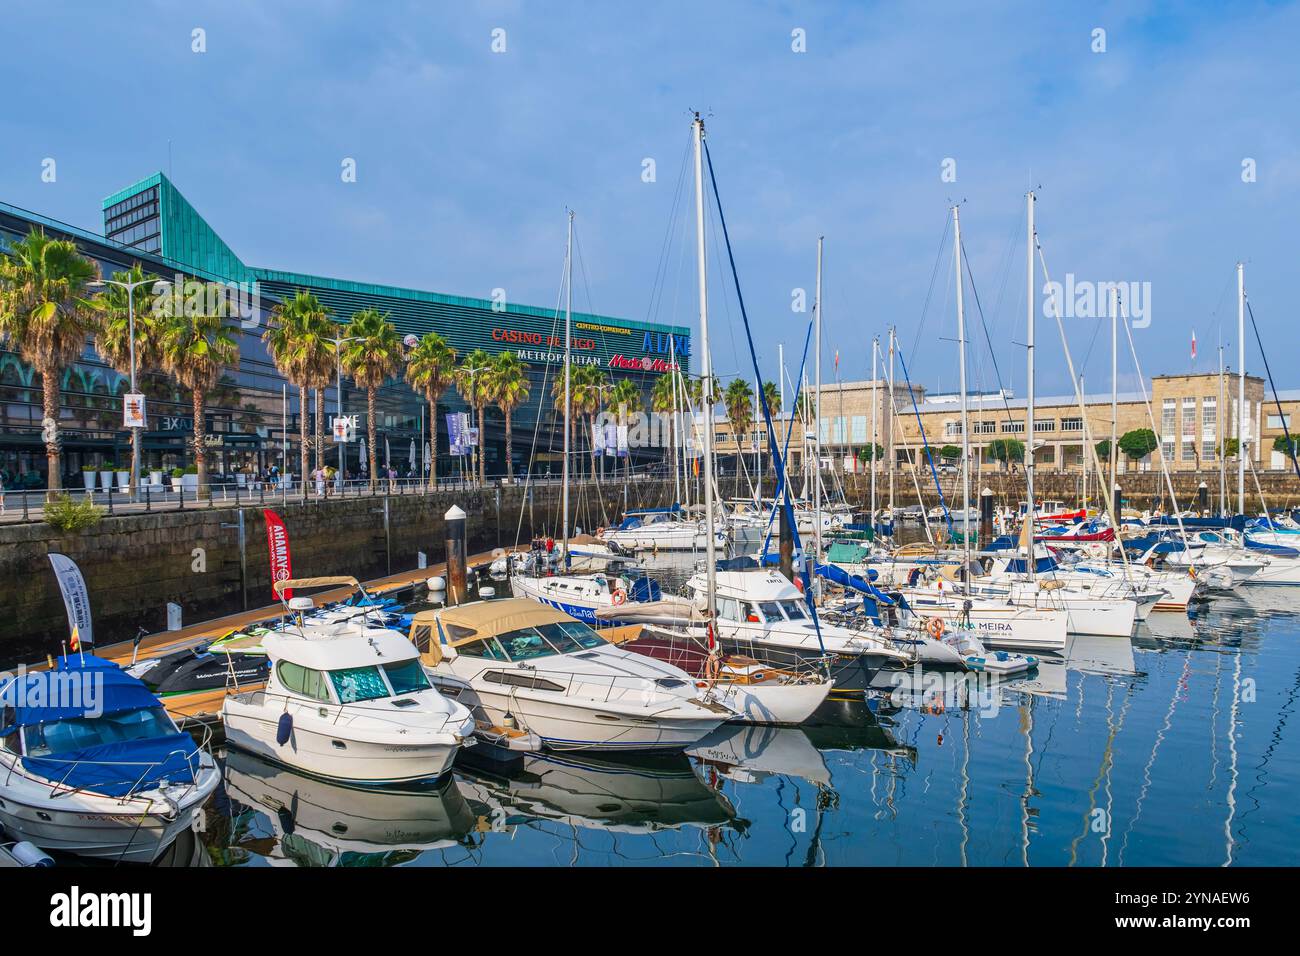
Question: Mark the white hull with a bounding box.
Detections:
[602,527,725,552]
[1245,555,1300,586]
[222,703,463,784]
[465,686,725,752]
[895,589,1068,652]
[0,756,218,863]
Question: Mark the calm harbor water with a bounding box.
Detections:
[199,546,1300,868]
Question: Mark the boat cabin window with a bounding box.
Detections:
[382,659,432,695]
[454,637,509,661]
[494,620,605,661]
[715,597,741,622]
[23,706,174,757]
[779,599,807,620]
[758,601,784,623]
[277,661,332,702]
[410,624,434,653]
[328,666,393,703]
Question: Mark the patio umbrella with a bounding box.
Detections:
[408,439,417,472]
[358,436,367,473]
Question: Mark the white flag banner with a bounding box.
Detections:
[616,423,629,458]
[48,552,93,647]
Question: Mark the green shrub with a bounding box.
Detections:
[43,493,103,532]
[171,467,184,478]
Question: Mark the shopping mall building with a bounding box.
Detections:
[0,173,691,488]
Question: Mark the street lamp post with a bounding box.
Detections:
[333,334,360,489]
[91,276,158,502]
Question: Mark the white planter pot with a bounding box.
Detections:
[150,470,163,486]
[82,472,96,491]
[170,478,182,492]
[181,474,199,490]
[117,471,130,490]
[99,471,114,492]
[236,473,247,487]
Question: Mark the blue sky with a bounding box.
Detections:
[3,0,1298,396]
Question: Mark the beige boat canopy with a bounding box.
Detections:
[273,576,361,595]
[413,598,573,648]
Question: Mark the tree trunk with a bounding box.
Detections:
[193,388,208,498]
[314,388,324,473]
[477,404,486,485]
[429,398,438,488]
[505,407,514,482]
[299,382,310,485]
[39,360,62,494]
[367,385,378,490]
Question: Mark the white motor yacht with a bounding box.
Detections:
[222,578,476,785]
[412,599,734,753]
[599,507,728,552]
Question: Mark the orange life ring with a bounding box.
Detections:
[925,617,945,640]
[596,527,605,537]
[611,588,627,606]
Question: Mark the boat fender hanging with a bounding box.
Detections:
[276,711,293,746]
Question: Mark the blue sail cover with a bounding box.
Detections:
[815,563,896,605]
[0,656,199,798]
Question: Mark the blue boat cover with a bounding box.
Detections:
[1244,537,1300,558]
[0,656,200,797]
[815,563,896,605]
[0,656,160,732]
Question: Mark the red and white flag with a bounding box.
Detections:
[1191,330,1197,361]
[263,509,293,600]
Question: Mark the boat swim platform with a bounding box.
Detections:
[29,546,528,727]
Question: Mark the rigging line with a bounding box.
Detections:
[960,232,1020,429]
[1245,298,1300,487]
[908,211,954,362]
[702,135,825,657]
[896,341,955,540]
[644,130,695,326]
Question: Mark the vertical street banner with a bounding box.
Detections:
[263,509,293,600]
[47,553,94,648]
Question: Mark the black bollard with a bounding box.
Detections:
[1113,484,1123,520]
[979,487,994,546]
[1198,481,1208,515]
[779,503,794,583]
[445,504,468,606]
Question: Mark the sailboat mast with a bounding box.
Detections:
[1219,345,1226,515]
[888,326,896,518]
[1237,261,1246,516]
[670,334,681,505]
[1025,190,1037,580]
[953,205,971,568]
[692,114,718,620]
[562,209,573,556]
[814,236,824,558]
[1110,288,1118,510]
[870,337,878,524]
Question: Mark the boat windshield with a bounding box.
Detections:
[329,659,430,703]
[495,620,606,661]
[24,706,175,757]
[779,599,807,620]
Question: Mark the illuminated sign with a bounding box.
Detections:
[609,354,679,374]
[492,328,595,350]
[643,332,690,357]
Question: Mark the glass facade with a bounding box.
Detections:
[0,174,690,489]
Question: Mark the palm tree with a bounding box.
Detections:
[608,377,642,478]
[157,286,239,496]
[0,228,101,492]
[724,378,755,495]
[552,367,579,480]
[263,291,333,484]
[650,372,679,473]
[456,348,494,485]
[489,351,531,482]
[573,365,609,481]
[339,309,401,489]
[405,333,457,487]
[762,381,781,415]
[94,264,164,488]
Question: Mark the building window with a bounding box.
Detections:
[1203,437,1216,461]
[1182,438,1196,462]
[944,420,962,437]
[1002,420,1025,433]
[973,420,996,435]
[1060,417,1083,431]
[1203,398,1217,434]
[1162,438,1175,462]
[1268,413,1291,430]
[1034,420,1056,432]
[850,415,867,443]
[1161,399,1176,434]
[1182,398,1196,434]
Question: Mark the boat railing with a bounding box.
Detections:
[41,722,214,806]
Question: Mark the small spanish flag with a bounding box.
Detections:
[69,624,80,652]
